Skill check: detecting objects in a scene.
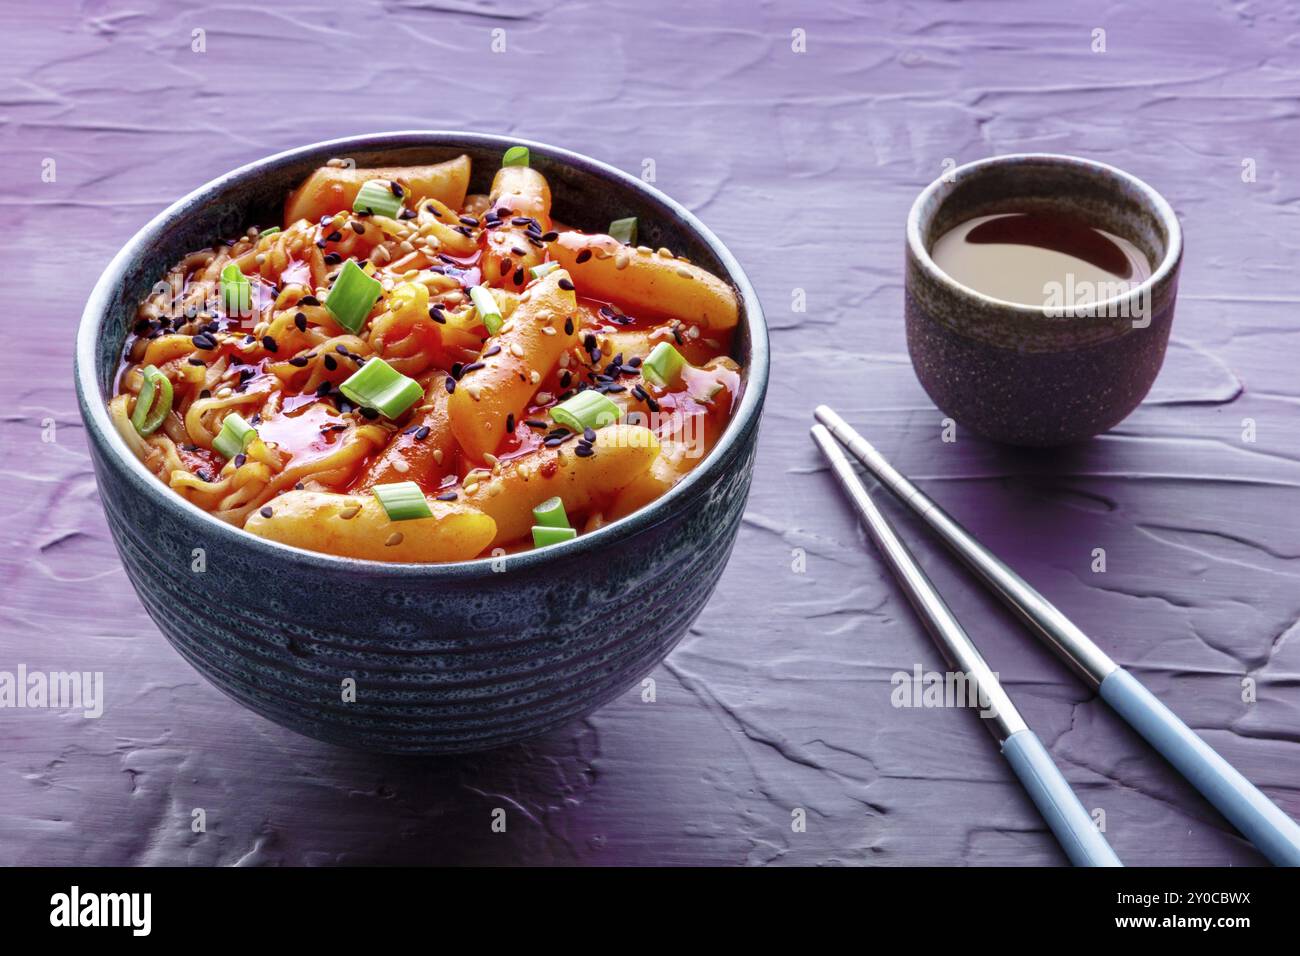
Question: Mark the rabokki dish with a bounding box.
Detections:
[110,147,742,562]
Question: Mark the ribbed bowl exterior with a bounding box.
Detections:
[76,132,768,754]
[88,413,756,754]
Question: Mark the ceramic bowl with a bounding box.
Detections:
[905,154,1182,446]
[74,132,768,754]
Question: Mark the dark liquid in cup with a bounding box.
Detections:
[930,212,1151,307]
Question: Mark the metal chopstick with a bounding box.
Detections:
[811,423,1122,867]
[815,404,1300,867]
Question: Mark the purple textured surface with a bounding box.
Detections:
[2,1,1298,866]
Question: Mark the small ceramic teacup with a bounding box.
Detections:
[905,154,1182,446]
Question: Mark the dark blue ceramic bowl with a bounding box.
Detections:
[74,132,768,754]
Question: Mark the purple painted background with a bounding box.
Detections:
[2,1,1298,865]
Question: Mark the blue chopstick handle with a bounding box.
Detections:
[1002,729,1123,867]
[1099,667,1300,866]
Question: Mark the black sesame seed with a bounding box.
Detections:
[300,295,320,306]
[444,377,456,394]
[350,221,365,235]
[325,230,342,243]
[558,278,574,291]
[324,354,337,371]
[483,345,501,357]
[436,492,458,501]
[233,453,246,467]
[525,419,547,429]
[187,356,206,366]
[564,317,574,335]
[260,506,273,519]
[505,413,515,433]
[294,312,308,331]
[512,267,524,286]
[262,335,278,352]
[360,407,379,419]
[540,231,559,242]
[415,425,430,440]
[289,356,308,367]
[461,361,485,374]
[389,181,405,197]
[574,444,594,458]
[576,249,592,264]
[315,381,332,397]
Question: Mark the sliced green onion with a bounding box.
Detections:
[529,261,560,281]
[352,179,403,218]
[470,285,503,335]
[221,262,252,317]
[326,259,383,334]
[608,217,637,245]
[551,390,620,432]
[339,357,423,419]
[213,411,257,459]
[642,341,686,388]
[502,146,530,168]
[532,496,570,529]
[372,481,433,521]
[258,226,281,238]
[532,525,577,548]
[130,365,173,436]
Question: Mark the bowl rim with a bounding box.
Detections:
[905,152,1183,315]
[75,130,769,579]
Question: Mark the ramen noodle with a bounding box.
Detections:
[110,147,742,562]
